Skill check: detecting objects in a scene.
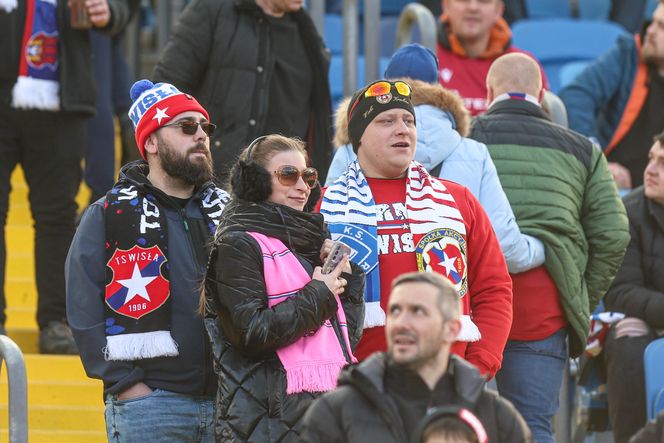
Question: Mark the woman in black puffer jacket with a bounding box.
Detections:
[203,135,365,442]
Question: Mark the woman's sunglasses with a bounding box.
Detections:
[274,165,318,189]
[161,120,216,137]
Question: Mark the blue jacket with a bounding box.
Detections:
[327,79,545,273]
[559,34,641,149]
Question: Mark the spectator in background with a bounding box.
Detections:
[326,44,545,275]
[66,80,228,441]
[436,0,547,115]
[84,1,139,206]
[319,79,513,377]
[302,272,530,443]
[153,0,333,184]
[0,0,132,352]
[560,0,664,191]
[471,53,629,443]
[603,131,664,443]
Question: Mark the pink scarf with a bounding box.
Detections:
[247,231,357,394]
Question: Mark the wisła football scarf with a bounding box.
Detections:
[320,160,480,341]
[11,0,60,110]
[103,183,228,361]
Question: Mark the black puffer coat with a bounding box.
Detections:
[605,188,664,327]
[153,0,333,182]
[301,354,532,443]
[204,200,365,442]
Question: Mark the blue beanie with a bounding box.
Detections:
[384,43,439,84]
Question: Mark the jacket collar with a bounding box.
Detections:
[646,196,664,232]
[486,97,551,122]
[218,199,328,265]
[339,353,486,415]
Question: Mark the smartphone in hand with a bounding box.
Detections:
[322,241,351,274]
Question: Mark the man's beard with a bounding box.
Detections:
[159,141,214,187]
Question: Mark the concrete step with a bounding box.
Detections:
[6,225,33,253]
[4,328,38,354]
[5,279,37,306]
[0,429,107,443]
[0,355,105,439]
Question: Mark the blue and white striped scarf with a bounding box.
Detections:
[320,160,479,340]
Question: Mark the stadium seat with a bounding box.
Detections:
[324,13,344,55]
[559,60,589,89]
[329,55,390,109]
[578,0,611,20]
[645,337,664,420]
[525,0,570,19]
[512,18,627,92]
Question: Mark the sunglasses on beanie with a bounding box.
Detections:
[274,165,318,189]
[161,120,216,137]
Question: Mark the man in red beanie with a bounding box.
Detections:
[65,80,228,441]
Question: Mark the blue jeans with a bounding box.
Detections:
[105,389,214,443]
[496,328,568,443]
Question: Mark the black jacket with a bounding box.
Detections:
[204,200,365,442]
[605,188,664,328]
[302,354,532,443]
[153,0,333,182]
[0,0,132,114]
[66,161,227,396]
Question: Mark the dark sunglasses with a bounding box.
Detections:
[161,120,216,137]
[274,165,318,188]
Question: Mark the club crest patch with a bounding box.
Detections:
[375,93,392,104]
[105,245,169,319]
[416,228,467,297]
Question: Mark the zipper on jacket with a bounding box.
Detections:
[330,315,352,365]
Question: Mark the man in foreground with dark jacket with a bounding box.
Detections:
[302,271,531,443]
[471,53,629,443]
[65,80,229,441]
[603,131,664,443]
[153,0,333,184]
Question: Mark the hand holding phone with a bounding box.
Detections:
[321,241,351,274]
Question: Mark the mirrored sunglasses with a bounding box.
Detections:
[161,120,216,137]
[364,80,411,98]
[274,165,318,188]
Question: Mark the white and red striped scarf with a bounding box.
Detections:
[320,160,480,341]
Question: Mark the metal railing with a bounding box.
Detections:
[0,335,27,443]
[396,3,437,52]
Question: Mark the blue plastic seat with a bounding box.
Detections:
[324,14,344,55]
[525,0,570,19]
[559,60,590,90]
[511,18,627,92]
[644,337,664,420]
[578,0,611,20]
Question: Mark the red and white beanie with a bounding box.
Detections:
[128,79,209,159]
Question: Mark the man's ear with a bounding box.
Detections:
[538,87,546,104]
[443,318,461,344]
[486,84,495,105]
[144,133,158,156]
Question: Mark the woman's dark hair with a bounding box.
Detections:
[229,134,308,202]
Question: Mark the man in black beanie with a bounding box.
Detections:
[318,80,513,379]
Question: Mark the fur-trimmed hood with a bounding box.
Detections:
[332,79,470,148]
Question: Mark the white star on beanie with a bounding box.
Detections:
[153,107,169,125]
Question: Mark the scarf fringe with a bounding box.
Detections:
[458,315,481,342]
[364,301,386,328]
[0,0,16,12]
[285,361,345,394]
[104,331,179,361]
[12,76,60,110]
